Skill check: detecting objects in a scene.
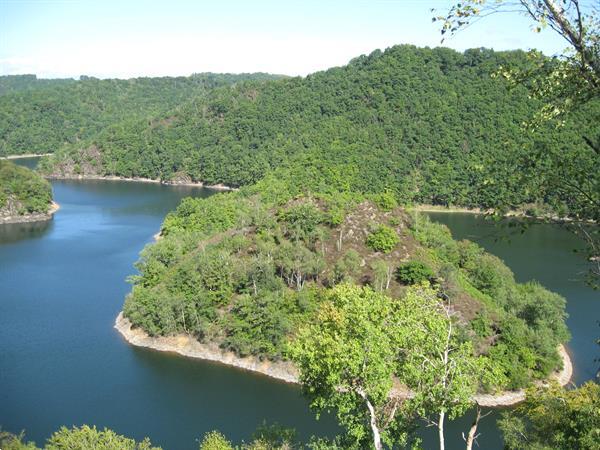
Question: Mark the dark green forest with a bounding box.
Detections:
[38,45,598,215]
[0,72,279,157]
[0,160,52,216]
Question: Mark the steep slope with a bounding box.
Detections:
[0,73,279,157]
[44,45,598,211]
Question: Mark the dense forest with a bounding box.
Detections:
[0,73,279,157]
[123,177,568,392]
[0,160,53,218]
[39,45,598,214]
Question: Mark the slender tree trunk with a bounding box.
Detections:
[357,390,382,450]
[465,407,481,450]
[385,266,392,290]
[438,410,445,450]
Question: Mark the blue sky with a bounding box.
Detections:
[0,0,571,78]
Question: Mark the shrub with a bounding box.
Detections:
[366,225,399,253]
[199,431,234,450]
[373,190,398,211]
[395,261,435,285]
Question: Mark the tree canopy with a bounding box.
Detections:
[0,160,53,216]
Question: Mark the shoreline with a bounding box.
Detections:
[115,312,298,383]
[412,204,595,225]
[114,312,572,407]
[0,153,53,160]
[46,174,237,191]
[0,201,60,225]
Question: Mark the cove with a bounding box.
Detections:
[0,173,337,450]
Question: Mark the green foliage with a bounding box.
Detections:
[161,194,250,237]
[499,382,600,450]
[372,191,398,212]
[395,284,497,441]
[333,249,361,284]
[279,202,324,243]
[366,225,399,253]
[395,261,435,285]
[0,73,278,157]
[412,214,569,388]
[199,431,234,450]
[38,45,596,218]
[123,186,569,393]
[0,160,52,215]
[222,291,299,359]
[0,425,161,450]
[289,284,415,449]
[0,430,38,450]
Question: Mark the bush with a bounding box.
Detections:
[366,225,399,253]
[395,261,435,285]
[199,431,234,450]
[373,190,398,211]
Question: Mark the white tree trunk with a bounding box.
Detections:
[357,389,382,450]
[465,408,481,450]
[438,410,445,450]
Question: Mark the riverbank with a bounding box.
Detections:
[0,201,60,224]
[114,312,572,407]
[46,174,237,191]
[115,312,298,383]
[0,153,53,160]
[412,204,596,225]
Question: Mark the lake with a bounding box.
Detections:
[1,159,597,449]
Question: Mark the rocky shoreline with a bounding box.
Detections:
[115,312,298,383]
[114,312,572,407]
[0,153,52,160]
[0,201,60,224]
[46,174,237,191]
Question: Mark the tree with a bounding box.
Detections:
[371,260,393,291]
[434,0,600,286]
[498,382,600,450]
[395,284,499,450]
[0,425,162,450]
[199,431,234,450]
[289,284,413,449]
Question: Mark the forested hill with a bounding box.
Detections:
[0,72,279,157]
[123,181,569,391]
[0,160,53,218]
[42,45,598,211]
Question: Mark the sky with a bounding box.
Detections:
[0,0,574,79]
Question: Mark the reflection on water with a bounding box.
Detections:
[0,220,53,244]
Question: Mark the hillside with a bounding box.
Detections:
[42,45,598,213]
[0,160,54,223]
[122,180,569,391]
[0,72,279,157]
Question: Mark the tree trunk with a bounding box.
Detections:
[438,410,445,450]
[465,408,481,450]
[357,389,382,450]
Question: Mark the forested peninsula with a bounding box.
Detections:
[118,177,570,399]
[0,160,56,223]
